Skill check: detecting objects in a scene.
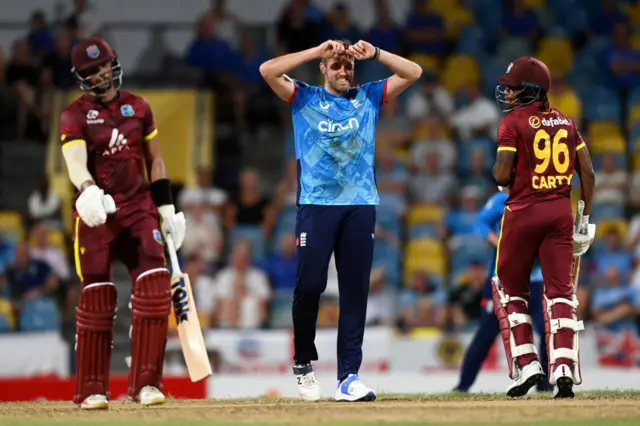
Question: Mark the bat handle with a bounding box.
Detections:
[165,234,182,275]
[575,200,585,233]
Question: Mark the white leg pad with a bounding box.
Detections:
[493,277,537,379]
[544,294,584,385]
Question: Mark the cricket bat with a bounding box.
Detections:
[571,200,585,288]
[166,234,213,382]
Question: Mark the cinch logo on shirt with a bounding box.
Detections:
[542,117,570,127]
[102,128,128,156]
[317,118,360,133]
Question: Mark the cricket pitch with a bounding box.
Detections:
[1,392,639,425]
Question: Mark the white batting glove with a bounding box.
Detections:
[158,205,186,249]
[76,185,110,227]
[573,215,596,257]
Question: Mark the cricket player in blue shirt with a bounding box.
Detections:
[453,189,553,393]
[260,39,421,401]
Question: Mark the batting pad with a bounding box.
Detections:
[74,282,117,404]
[128,268,171,399]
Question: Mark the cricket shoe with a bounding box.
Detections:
[293,364,322,402]
[552,365,575,399]
[138,386,166,406]
[79,394,109,410]
[507,360,545,398]
[335,374,376,402]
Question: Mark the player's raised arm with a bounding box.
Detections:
[574,136,595,216]
[60,109,115,228]
[347,40,422,102]
[140,101,186,249]
[260,40,347,103]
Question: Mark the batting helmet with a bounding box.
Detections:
[495,57,551,113]
[71,37,123,93]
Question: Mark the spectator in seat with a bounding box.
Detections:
[594,226,633,281]
[547,74,581,124]
[590,0,628,38]
[366,267,397,326]
[410,151,457,204]
[406,71,454,121]
[450,83,500,141]
[28,222,71,300]
[376,98,413,150]
[398,270,446,331]
[604,22,640,92]
[63,0,100,37]
[5,241,58,316]
[5,39,42,140]
[187,253,217,328]
[410,118,456,172]
[263,232,297,292]
[323,3,361,46]
[27,177,62,230]
[446,261,486,331]
[593,152,627,205]
[214,240,271,329]
[501,0,539,42]
[41,29,75,90]
[375,143,409,214]
[403,0,446,58]
[366,0,401,54]
[277,0,322,55]
[26,10,54,56]
[590,266,640,332]
[444,185,482,240]
[225,169,277,237]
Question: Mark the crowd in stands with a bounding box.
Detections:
[1,0,640,340]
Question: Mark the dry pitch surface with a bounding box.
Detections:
[1,392,640,426]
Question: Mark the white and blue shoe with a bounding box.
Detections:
[293,364,322,402]
[335,374,376,402]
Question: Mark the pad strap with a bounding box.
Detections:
[74,283,117,404]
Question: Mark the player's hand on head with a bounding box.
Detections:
[347,40,376,60]
[158,205,186,250]
[316,40,347,59]
[75,185,109,227]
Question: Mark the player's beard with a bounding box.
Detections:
[330,75,352,93]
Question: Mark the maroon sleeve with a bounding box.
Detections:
[59,107,85,149]
[140,98,157,141]
[497,115,518,153]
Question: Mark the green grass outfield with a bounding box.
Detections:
[1,391,639,425]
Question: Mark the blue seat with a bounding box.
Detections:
[376,205,401,234]
[590,203,625,222]
[592,153,626,170]
[458,137,493,176]
[457,26,487,60]
[409,223,439,240]
[19,297,61,332]
[583,88,622,122]
[230,226,266,261]
[269,290,293,328]
[0,315,11,333]
[373,242,400,287]
[449,236,490,275]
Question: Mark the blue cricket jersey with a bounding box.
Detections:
[289,78,388,205]
[476,191,543,300]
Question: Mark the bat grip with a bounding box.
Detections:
[574,200,585,233]
[165,234,182,275]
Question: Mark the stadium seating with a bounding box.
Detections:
[0,211,23,242]
[18,298,61,332]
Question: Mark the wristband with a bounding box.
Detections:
[149,178,173,207]
[370,47,380,60]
